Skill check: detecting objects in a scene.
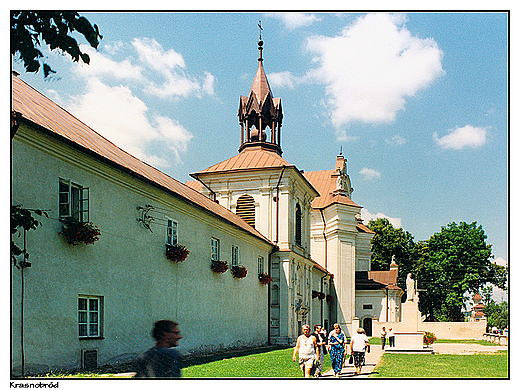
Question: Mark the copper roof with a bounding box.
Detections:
[304,170,361,209]
[472,293,482,301]
[368,269,398,286]
[357,223,375,234]
[185,180,203,192]
[11,74,273,245]
[195,146,290,174]
[249,58,272,105]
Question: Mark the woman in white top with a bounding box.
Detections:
[292,324,319,378]
[350,328,370,375]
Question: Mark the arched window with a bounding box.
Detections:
[295,203,302,246]
[236,194,255,227]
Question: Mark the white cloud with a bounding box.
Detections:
[386,134,407,146]
[266,12,319,30]
[268,71,301,89]
[361,208,402,229]
[306,13,444,130]
[359,167,381,181]
[433,125,488,150]
[76,46,144,81]
[68,78,192,167]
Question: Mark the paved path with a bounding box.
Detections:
[322,346,385,378]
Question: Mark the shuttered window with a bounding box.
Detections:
[236,195,255,227]
[295,203,302,246]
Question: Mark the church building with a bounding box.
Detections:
[11,36,401,375]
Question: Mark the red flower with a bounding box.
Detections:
[258,272,272,285]
[211,260,229,274]
[60,218,100,245]
[165,244,189,263]
[231,265,247,279]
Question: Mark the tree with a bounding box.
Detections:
[414,221,506,322]
[367,218,417,293]
[11,205,48,265]
[484,301,508,330]
[11,11,102,78]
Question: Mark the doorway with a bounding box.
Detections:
[362,317,372,337]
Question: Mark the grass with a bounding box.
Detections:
[182,347,333,378]
[28,339,506,378]
[370,350,508,378]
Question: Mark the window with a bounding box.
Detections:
[59,178,89,221]
[231,245,239,266]
[295,203,302,246]
[258,256,264,274]
[166,218,178,245]
[78,296,103,338]
[211,238,220,261]
[236,195,255,227]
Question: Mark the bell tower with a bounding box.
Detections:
[238,31,283,155]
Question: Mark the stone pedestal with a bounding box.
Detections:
[385,332,433,354]
[401,300,420,330]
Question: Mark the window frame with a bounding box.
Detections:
[211,237,220,262]
[258,256,264,274]
[166,217,179,246]
[231,245,240,266]
[78,295,103,339]
[59,178,89,222]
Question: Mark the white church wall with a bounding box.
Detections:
[12,125,273,374]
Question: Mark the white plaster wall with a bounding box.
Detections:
[12,126,272,373]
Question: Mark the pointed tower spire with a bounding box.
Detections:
[238,28,283,155]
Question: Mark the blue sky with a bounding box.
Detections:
[11,11,509,300]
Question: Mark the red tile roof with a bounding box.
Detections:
[195,146,291,173]
[11,73,272,245]
[304,170,361,209]
[368,269,399,286]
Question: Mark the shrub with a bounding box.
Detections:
[423,331,437,345]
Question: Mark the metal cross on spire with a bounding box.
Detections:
[258,20,263,40]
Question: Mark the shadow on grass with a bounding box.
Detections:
[183,345,289,368]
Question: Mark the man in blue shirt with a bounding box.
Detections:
[135,320,183,378]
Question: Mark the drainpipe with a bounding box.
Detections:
[319,209,328,326]
[192,175,217,202]
[274,167,286,245]
[386,287,389,322]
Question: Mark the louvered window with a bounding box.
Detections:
[236,195,255,227]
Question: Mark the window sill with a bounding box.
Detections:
[79,336,105,340]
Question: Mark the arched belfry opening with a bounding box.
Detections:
[238,36,283,155]
[236,194,255,227]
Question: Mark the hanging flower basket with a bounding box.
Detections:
[318,292,326,300]
[165,244,189,263]
[231,264,248,279]
[312,290,319,299]
[258,272,272,285]
[423,331,437,346]
[60,218,101,246]
[211,260,229,274]
[326,294,334,302]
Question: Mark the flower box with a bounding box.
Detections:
[60,218,100,246]
[326,294,334,302]
[211,260,229,274]
[318,292,326,300]
[258,272,272,285]
[230,264,247,279]
[165,244,189,263]
[312,290,319,299]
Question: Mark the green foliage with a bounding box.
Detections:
[423,331,437,345]
[414,222,506,321]
[484,301,508,329]
[11,11,102,77]
[371,351,508,378]
[11,205,48,262]
[367,218,417,292]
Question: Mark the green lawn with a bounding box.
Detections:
[371,351,508,378]
[182,347,332,378]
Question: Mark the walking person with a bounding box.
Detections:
[312,325,327,377]
[380,326,387,350]
[388,328,395,347]
[293,324,320,378]
[328,323,346,377]
[350,328,370,375]
[135,320,183,378]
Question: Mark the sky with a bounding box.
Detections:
[10,10,509,301]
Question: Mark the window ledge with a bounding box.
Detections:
[79,336,105,340]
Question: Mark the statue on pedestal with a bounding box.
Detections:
[406,273,415,302]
